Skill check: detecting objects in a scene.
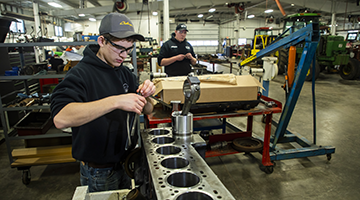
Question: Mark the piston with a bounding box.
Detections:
[171,111,193,137]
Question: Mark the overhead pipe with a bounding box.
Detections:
[343,1,348,29]
[274,0,286,17]
[330,0,336,35]
[163,0,170,41]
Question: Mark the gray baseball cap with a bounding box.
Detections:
[99,13,145,41]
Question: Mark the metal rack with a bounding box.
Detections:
[0,74,74,185]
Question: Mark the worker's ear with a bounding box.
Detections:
[97,36,105,47]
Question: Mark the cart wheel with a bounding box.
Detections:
[271,161,276,167]
[264,166,274,174]
[22,169,31,185]
[326,154,332,161]
[232,137,264,152]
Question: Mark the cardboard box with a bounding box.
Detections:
[154,75,263,104]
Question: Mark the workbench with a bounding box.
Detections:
[145,96,282,173]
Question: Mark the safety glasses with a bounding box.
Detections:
[104,37,134,54]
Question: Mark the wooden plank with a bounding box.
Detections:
[11,154,76,167]
[12,145,72,159]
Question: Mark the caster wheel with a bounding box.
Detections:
[326,154,332,161]
[264,166,274,174]
[271,161,276,167]
[22,169,31,185]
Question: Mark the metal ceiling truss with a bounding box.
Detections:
[1,0,360,25]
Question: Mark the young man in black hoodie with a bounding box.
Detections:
[50,13,155,192]
[157,24,197,76]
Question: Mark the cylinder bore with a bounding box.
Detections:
[176,192,213,200]
[156,146,181,155]
[161,157,189,169]
[152,137,174,144]
[167,172,200,187]
[148,129,170,135]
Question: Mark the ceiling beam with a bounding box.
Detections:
[280,0,360,15]
[58,0,80,9]
[52,6,113,16]
[88,0,102,7]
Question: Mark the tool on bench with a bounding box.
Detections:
[260,98,277,107]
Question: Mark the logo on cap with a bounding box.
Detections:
[120,21,133,26]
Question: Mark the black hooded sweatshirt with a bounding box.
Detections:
[50,44,138,164]
[157,32,195,76]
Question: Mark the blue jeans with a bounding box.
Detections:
[80,161,131,193]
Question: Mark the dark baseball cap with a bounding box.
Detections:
[176,24,188,32]
[99,13,145,41]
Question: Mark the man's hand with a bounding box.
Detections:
[137,79,156,115]
[137,79,156,98]
[176,54,186,61]
[185,53,197,65]
[114,93,147,115]
[185,53,193,59]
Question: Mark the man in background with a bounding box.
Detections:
[157,24,197,76]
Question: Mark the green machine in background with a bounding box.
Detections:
[277,13,359,80]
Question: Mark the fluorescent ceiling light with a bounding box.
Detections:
[291,4,295,6]
[209,8,216,13]
[78,14,85,17]
[264,9,273,13]
[247,15,255,18]
[89,18,96,21]
[198,14,203,18]
[48,2,62,8]
[152,12,158,16]
[206,15,213,19]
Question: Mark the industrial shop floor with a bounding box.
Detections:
[1,65,360,199]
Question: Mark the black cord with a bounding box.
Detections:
[138,3,144,33]
[147,2,150,35]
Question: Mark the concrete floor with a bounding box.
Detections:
[1,64,360,199]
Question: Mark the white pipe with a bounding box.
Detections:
[33,2,42,63]
[331,13,336,35]
[33,2,41,37]
[331,0,336,35]
[163,0,170,42]
[236,14,240,48]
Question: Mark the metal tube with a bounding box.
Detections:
[312,57,317,145]
[288,46,296,89]
[274,0,287,17]
[163,0,170,41]
[330,0,336,35]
